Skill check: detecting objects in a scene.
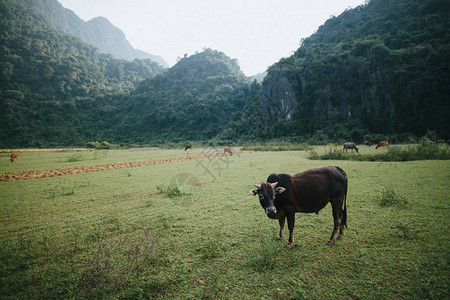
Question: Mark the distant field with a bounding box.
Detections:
[0,147,226,174]
[0,148,448,299]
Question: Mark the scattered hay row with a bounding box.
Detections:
[0,148,86,153]
[0,151,251,182]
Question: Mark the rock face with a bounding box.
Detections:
[259,70,297,130]
[253,0,450,138]
[258,64,398,135]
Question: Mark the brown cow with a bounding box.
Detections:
[184,145,192,151]
[224,147,233,156]
[10,152,18,163]
[250,166,348,248]
[375,141,389,149]
[343,142,359,153]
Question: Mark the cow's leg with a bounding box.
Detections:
[327,200,343,245]
[285,212,295,249]
[337,223,345,240]
[277,216,285,241]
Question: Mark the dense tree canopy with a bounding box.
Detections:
[0,0,448,147]
[230,0,450,142]
[0,0,164,147]
[115,49,259,143]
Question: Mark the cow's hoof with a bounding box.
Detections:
[326,240,334,246]
[284,243,293,249]
[276,237,282,241]
[337,236,343,241]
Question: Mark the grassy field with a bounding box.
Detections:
[0,147,216,173]
[0,147,449,299]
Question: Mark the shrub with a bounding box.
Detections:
[100,141,111,149]
[309,143,450,161]
[308,146,350,160]
[382,143,450,161]
[86,141,115,149]
[66,153,85,162]
[308,130,329,145]
[156,184,191,198]
[86,141,101,149]
[380,186,408,207]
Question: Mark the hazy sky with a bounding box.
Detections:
[58,0,366,75]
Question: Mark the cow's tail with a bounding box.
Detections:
[335,166,347,228]
[343,181,347,228]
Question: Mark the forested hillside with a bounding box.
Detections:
[114,49,260,143]
[230,0,450,142]
[19,0,168,66]
[1,0,449,148]
[0,0,165,147]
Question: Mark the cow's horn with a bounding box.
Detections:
[254,184,261,189]
[270,182,278,188]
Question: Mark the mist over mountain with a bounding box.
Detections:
[23,0,168,66]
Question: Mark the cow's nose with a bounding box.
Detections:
[265,206,277,215]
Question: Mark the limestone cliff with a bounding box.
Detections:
[259,71,297,130]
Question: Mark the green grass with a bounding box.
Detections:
[309,143,450,161]
[0,147,218,174]
[242,142,313,152]
[0,148,449,299]
[379,185,409,207]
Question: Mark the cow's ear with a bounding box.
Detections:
[250,184,261,195]
[275,187,286,194]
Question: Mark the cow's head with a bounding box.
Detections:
[250,182,286,219]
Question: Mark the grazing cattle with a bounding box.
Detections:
[343,142,359,153]
[364,141,372,147]
[184,145,192,151]
[224,147,233,156]
[250,166,348,248]
[437,139,446,144]
[375,141,389,149]
[10,152,18,163]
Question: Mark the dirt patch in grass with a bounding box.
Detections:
[0,151,251,182]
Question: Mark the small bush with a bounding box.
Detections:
[86,141,101,149]
[308,147,350,160]
[86,141,115,150]
[66,153,85,162]
[309,143,450,161]
[156,184,191,198]
[380,186,408,207]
